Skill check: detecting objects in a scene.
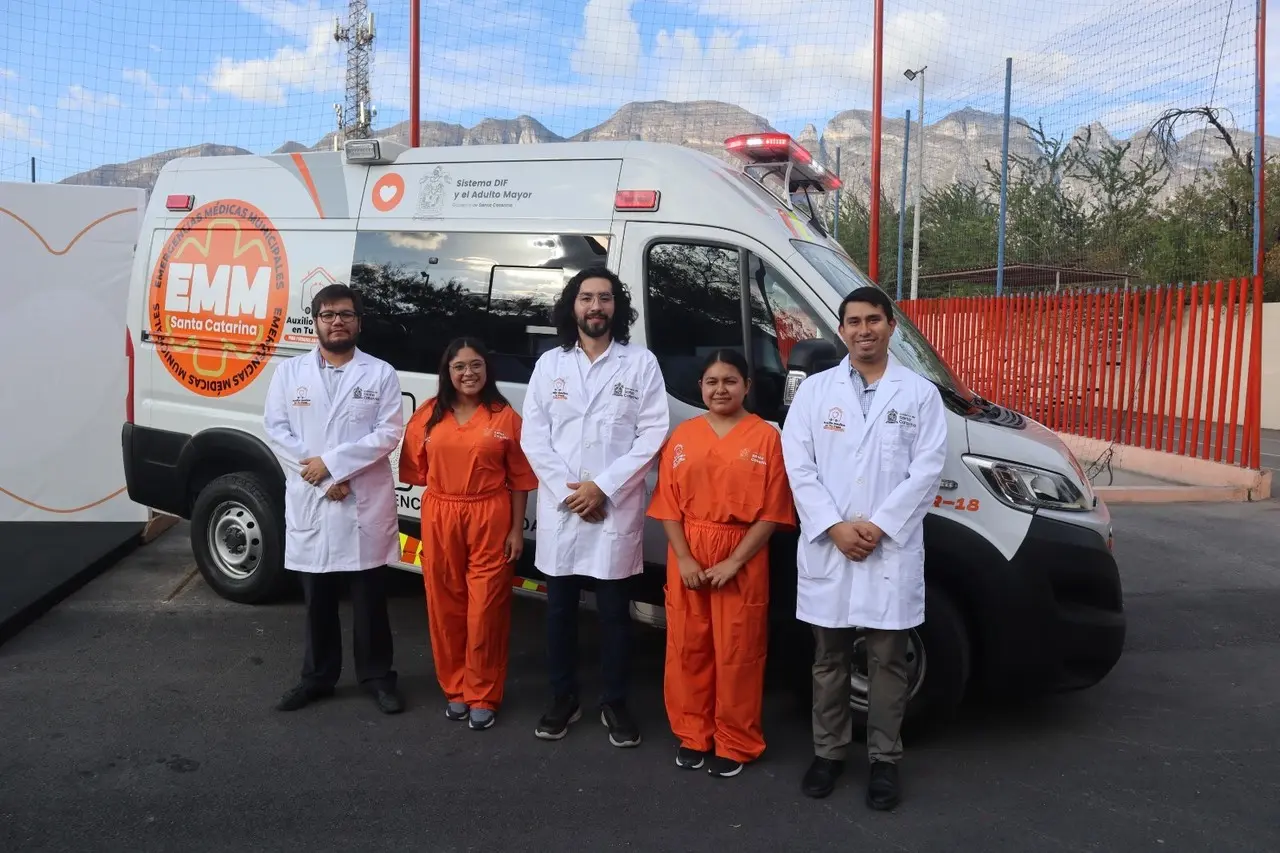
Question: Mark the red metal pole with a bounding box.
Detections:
[868,0,884,283]
[409,0,421,147]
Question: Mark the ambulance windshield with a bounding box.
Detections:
[790,240,974,400]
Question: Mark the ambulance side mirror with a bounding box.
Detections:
[780,338,843,414]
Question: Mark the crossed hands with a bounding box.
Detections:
[828,521,884,562]
[677,555,742,590]
[564,481,607,523]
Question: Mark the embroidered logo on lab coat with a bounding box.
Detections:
[551,378,569,400]
[822,407,847,432]
[672,444,686,469]
[612,382,640,400]
[888,409,915,428]
[352,387,379,401]
[292,387,311,407]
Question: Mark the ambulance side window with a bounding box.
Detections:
[644,242,746,408]
[350,231,490,374]
[746,254,833,421]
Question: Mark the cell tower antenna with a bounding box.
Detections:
[333,1,376,146]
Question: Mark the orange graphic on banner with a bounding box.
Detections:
[148,200,290,397]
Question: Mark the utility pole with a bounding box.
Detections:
[996,58,1013,297]
[905,66,927,300]
[896,110,911,301]
[833,146,842,240]
[869,0,885,283]
[333,0,376,147]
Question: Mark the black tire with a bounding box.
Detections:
[189,472,290,604]
[775,582,971,727]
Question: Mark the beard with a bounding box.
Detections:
[318,330,358,353]
[577,313,610,339]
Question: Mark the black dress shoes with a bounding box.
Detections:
[275,683,335,712]
[373,687,405,714]
[801,756,845,798]
[866,761,901,810]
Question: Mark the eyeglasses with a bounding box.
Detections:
[316,310,359,323]
[450,360,486,375]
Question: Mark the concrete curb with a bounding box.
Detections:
[1060,434,1273,503]
[1094,484,1252,504]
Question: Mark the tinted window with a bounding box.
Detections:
[645,242,744,407]
[746,254,838,420]
[351,231,608,377]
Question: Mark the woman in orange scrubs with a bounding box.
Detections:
[399,337,538,731]
[647,348,796,777]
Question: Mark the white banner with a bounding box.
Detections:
[0,182,149,523]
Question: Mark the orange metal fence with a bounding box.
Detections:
[898,276,1265,469]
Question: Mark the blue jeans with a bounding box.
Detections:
[545,575,633,707]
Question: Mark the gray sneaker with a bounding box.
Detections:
[445,702,468,721]
[469,708,496,730]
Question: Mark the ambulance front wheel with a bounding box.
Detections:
[190,472,290,605]
[848,584,971,726]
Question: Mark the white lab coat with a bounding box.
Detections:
[780,354,948,630]
[520,341,669,580]
[263,347,404,573]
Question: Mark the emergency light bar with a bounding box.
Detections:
[614,189,660,212]
[343,138,407,165]
[724,133,842,193]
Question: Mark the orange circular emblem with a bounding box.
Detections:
[148,200,290,397]
[371,172,405,212]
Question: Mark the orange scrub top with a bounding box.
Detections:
[647,413,796,530]
[399,400,539,495]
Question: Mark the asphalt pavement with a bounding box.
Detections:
[3,501,1280,852]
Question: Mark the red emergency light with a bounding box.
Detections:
[166,194,195,212]
[724,133,842,192]
[614,189,660,211]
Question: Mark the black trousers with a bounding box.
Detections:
[546,575,633,707]
[297,569,396,692]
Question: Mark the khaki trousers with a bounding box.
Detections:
[811,625,910,763]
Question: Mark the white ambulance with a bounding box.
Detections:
[122,133,1125,723]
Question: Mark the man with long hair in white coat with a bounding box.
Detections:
[264,283,406,715]
[520,267,669,748]
[781,286,947,811]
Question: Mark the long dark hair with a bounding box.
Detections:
[424,337,510,435]
[551,266,638,350]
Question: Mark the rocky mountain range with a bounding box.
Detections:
[59,100,1276,208]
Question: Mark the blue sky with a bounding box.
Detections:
[0,0,1271,184]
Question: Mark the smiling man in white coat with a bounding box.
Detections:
[521,267,669,748]
[781,285,947,811]
[263,283,406,715]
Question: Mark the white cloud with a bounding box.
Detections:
[56,85,122,114]
[206,3,344,105]
[0,111,41,146]
[571,0,642,78]
[123,68,172,109]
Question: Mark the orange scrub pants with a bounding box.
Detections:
[664,518,770,763]
[420,488,513,711]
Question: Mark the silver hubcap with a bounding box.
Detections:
[849,628,926,712]
[207,500,263,581]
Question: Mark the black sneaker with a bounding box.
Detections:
[676,746,709,770]
[706,756,743,778]
[600,703,641,748]
[535,695,581,740]
[866,761,901,811]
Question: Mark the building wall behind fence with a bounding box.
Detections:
[899,280,1268,468]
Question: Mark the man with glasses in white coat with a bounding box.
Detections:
[264,283,406,715]
[781,286,948,811]
[521,267,669,749]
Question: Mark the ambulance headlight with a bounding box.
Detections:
[963,456,1092,513]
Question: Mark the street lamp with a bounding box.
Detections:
[904,66,926,300]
